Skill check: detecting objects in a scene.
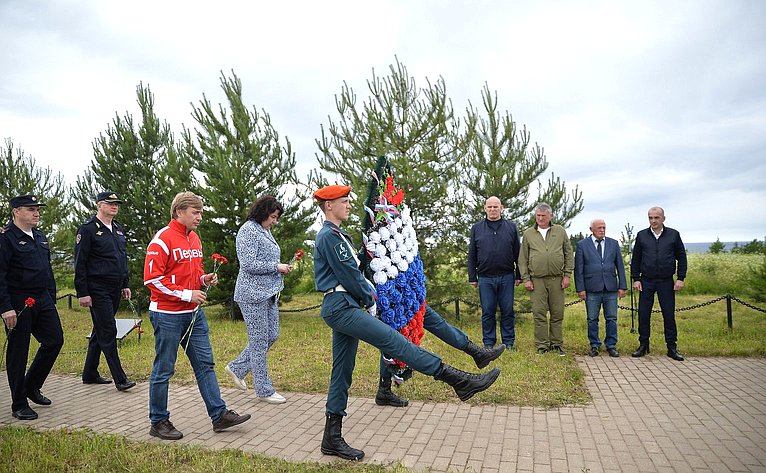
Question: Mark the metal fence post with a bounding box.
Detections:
[454,299,460,321]
[68,294,73,310]
[726,294,733,330]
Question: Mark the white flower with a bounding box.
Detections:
[390,251,403,264]
[370,258,385,272]
[388,219,398,233]
[379,226,391,240]
[404,239,414,251]
[405,251,415,263]
[374,245,387,258]
[373,271,388,285]
[393,232,404,245]
[369,232,381,243]
[386,239,398,252]
[386,266,399,278]
[397,260,409,272]
[380,256,392,269]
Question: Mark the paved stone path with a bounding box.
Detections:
[2,356,765,472]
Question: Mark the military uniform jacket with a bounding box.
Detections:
[0,222,57,314]
[74,216,129,297]
[314,221,375,309]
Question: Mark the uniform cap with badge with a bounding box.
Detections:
[313,185,352,201]
[9,194,46,208]
[96,192,124,204]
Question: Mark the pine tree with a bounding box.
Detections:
[708,238,726,254]
[463,84,583,227]
[315,58,463,283]
[71,83,195,293]
[180,71,313,303]
[1,138,70,274]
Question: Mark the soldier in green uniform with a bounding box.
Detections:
[313,184,501,461]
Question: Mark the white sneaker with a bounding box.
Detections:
[225,365,247,390]
[258,391,286,404]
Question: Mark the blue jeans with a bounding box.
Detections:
[148,309,227,424]
[478,273,516,347]
[585,291,618,349]
[379,304,468,379]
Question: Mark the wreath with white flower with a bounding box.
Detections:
[361,157,427,384]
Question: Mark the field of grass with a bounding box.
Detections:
[2,251,765,472]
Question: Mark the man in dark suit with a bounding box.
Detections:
[574,219,627,357]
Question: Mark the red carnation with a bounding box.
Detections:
[25,297,35,307]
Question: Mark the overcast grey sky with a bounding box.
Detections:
[1,0,765,243]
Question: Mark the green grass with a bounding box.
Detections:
[4,291,764,410]
[2,289,764,472]
[0,425,403,473]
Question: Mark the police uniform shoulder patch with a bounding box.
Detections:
[76,233,82,244]
[334,241,352,262]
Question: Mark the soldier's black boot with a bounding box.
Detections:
[375,376,409,407]
[434,363,501,401]
[320,413,365,461]
[463,341,506,369]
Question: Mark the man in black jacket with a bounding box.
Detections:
[75,192,135,391]
[468,196,521,350]
[630,207,687,361]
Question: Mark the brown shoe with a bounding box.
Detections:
[212,409,251,432]
[149,419,183,440]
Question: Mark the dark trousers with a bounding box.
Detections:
[321,293,442,416]
[379,304,469,379]
[4,291,64,412]
[83,282,127,383]
[637,278,678,347]
[478,273,517,347]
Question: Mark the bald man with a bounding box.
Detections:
[468,196,522,350]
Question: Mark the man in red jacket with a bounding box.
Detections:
[143,191,250,440]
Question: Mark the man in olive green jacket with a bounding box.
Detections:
[518,203,574,355]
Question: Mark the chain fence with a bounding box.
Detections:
[58,291,765,331]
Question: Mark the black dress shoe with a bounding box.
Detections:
[27,389,51,406]
[667,348,685,361]
[631,344,650,357]
[607,348,620,358]
[589,347,599,357]
[83,376,112,385]
[116,380,136,391]
[12,406,38,420]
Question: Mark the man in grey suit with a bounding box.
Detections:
[574,219,627,357]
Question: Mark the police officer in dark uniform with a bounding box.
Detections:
[313,185,501,461]
[0,194,64,420]
[75,192,135,391]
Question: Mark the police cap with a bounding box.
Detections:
[9,194,46,208]
[313,185,352,201]
[96,192,124,204]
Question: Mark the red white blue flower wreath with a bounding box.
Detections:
[361,157,426,384]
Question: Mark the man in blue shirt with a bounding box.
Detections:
[314,185,501,461]
[468,196,521,349]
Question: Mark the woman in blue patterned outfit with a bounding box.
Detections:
[225,196,292,403]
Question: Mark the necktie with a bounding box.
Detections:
[596,239,603,260]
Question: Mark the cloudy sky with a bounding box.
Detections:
[2,0,765,243]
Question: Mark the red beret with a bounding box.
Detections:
[313,185,352,201]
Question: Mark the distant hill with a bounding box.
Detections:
[685,242,749,254]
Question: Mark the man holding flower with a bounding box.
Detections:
[0,194,64,420]
[143,191,251,440]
